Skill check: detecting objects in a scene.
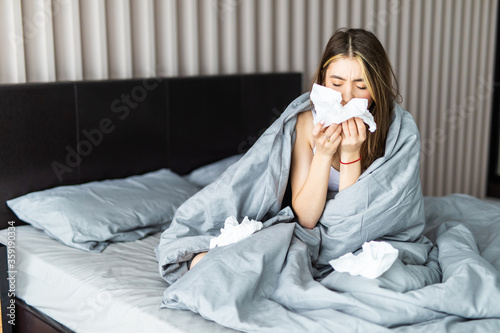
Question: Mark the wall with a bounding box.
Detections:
[0,0,497,198]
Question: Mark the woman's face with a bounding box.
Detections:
[324,57,373,107]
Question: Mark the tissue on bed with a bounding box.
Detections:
[329,241,398,279]
[209,216,263,249]
[310,83,377,132]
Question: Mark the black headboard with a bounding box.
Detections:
[0,73,303,229]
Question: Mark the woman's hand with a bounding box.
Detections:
[312,121,342,157]
[338,117,366,191]
[340,117,366,156]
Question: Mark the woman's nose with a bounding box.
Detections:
[341,88,353,106]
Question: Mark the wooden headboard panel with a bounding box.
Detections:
[0,73,302,229]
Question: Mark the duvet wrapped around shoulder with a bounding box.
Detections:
[155,93,500,332]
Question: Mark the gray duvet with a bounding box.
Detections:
[156,93,500,332]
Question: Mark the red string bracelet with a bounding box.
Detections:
[339,156,361,165]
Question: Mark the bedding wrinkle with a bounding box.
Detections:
[403,222,500,319]
[277,244,423,328]
[163,224,300,332]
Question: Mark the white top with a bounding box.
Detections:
[311,110,340,194]
[327,165,340,193]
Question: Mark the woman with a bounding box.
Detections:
[291,28,400,229]
[189,28,401,268]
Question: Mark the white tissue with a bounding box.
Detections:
[310,83,377,132]
[209,216,263,249]
[329,241,399,279]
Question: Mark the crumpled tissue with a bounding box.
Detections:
[310,83,377,132]
[209,216,263,249]
[329,241,399,279]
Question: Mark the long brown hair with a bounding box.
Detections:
[312,28,401,171]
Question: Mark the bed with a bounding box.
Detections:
[1,73,500,333]
[0,73,301,332]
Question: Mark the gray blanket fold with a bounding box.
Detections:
[156,93,500,332]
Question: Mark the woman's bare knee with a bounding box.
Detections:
[190,252,207,269]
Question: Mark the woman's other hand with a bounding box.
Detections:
[312,121,342,157]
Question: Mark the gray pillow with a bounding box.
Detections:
[7,169,200,252]
[184,154,243,187]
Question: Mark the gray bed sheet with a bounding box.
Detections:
[156,93,500,332]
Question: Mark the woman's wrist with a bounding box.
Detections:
[340,156,361,165]
[339,151,361,165]
[314,149,336,164]
[338,150,362,191]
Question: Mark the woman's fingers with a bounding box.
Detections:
[339,117,368,154]
[348,118,357,135]
[311,121,343,153]
[318,118,366,140]
[354,117,367,140]
[331,130,342,149]
[312,122,332,147]
[323,123,340,138]
[313,122,340,140]
[313,118,365,146]
[342,119,350,137]
[342,118,367,138]
[312,121,326,137]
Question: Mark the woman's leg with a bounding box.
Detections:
[189,252,207,269]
